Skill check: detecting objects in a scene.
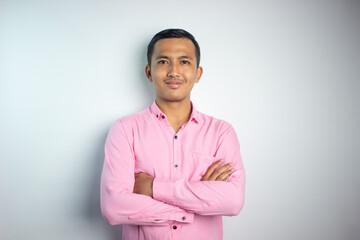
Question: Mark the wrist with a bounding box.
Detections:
[150,178,154,197]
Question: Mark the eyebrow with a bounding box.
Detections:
[155,56,170,60]
[155,56,193,60]
[179,56,193,60]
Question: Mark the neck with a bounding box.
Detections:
[155,98,192,132]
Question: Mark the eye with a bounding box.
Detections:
[157,60,167,64]
[181,60,190,64]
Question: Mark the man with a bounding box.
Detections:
[100,29,245,240]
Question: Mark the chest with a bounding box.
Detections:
[132,124,219,181]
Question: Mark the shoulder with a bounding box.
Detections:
[197,112,240,150]
[118,108,148,126]
[197,111,235,133]
[109,107,150,134]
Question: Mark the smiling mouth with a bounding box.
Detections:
[164,80,183,89]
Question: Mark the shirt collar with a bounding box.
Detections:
[149,101,201,124]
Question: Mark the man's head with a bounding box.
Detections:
[147,29,201,67]
[145,29,203,103]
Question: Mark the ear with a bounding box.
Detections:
[145,65,152,82]
[195,66,203,83]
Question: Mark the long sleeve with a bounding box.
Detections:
[152,124,245,216]
[100,120,194,226]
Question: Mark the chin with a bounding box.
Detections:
[161,96,187,102]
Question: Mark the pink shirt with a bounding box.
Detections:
[100,101,245,240]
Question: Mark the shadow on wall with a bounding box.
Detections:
[136,38,156,108]
[86,130,123,239]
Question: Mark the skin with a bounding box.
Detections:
[133,38,236,197]
[145,38,202,133]
[200,160,237,181]
[134,161,237,197]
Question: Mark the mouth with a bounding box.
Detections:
[164,79,183,89]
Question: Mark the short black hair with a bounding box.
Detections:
[147,28,201,67]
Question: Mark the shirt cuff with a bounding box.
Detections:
[153,178,175,203]
[173,210,194,223]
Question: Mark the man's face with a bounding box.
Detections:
[145,38,202,103]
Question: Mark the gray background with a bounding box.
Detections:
[1,0,359,239]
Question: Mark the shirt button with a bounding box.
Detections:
[174,164,178,168]
[161,115,165,119]
[173,225,177,230]
[182,216,186,221]
[174,135,178,139]
[156,114,158,118]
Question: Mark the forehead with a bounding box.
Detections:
[152,38,196,58]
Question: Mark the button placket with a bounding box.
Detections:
[173,132,180,178]
[171,223,180,240]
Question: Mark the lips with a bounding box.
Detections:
[164,79,183,84]
[164,79,183,89]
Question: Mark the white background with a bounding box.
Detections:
[1,0,359,239]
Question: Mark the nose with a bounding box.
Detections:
[167,63,180,78]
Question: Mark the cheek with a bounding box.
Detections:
[153,80,162,89]
[185,71,198,82]
[153,66,168,74]
[151,72,164,83]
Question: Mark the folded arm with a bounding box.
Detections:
[100,120,194,226]
[136,124,246,216]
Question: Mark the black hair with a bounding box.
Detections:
[147,28,201,67]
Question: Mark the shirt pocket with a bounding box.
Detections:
[189,152,217,182]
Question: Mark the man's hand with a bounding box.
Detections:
[133,172,154,197]
[201,160,236,181]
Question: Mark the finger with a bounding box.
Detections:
[226,169,238,181]
[135,172,143,178]
[202,159,224,180]
[135,172,152,178]
[209,162,233,181]
[216,169,233,181]
[216,168,236,181]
